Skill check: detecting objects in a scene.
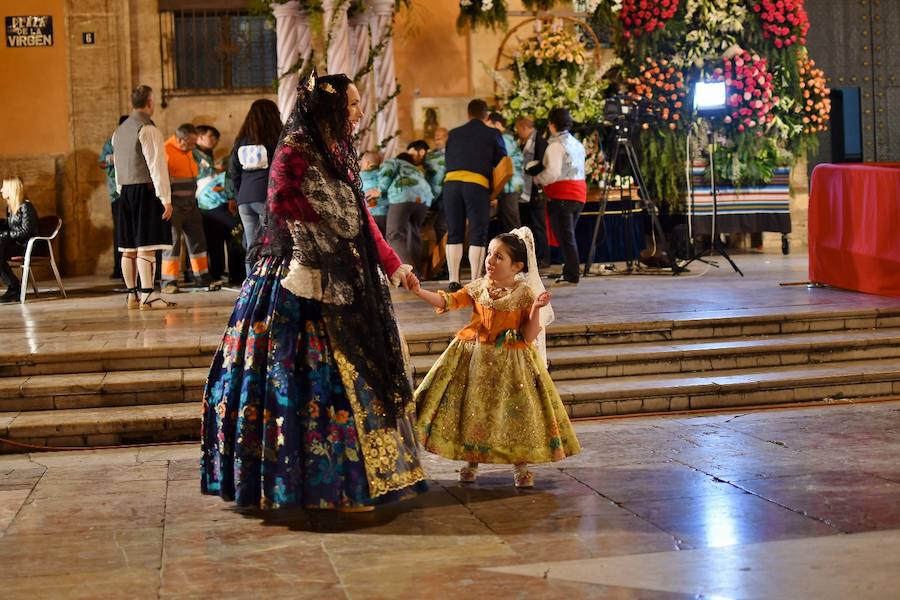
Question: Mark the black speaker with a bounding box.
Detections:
[830,87,864,163]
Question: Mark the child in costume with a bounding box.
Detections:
[404,226,580,487]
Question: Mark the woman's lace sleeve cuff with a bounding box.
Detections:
[389,264,413,288]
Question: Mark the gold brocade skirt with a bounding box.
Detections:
[414,339,581,464]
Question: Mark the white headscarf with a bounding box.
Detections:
[511,226,554,366]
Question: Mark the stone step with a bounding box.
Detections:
[410,328,900,381]
[0,367,208,412]
[0,403,199,452]
[403,306,900,356]
[558,357,900,418]
[4,306,900,378]
[3,358,900,453]
[0,343,217,378]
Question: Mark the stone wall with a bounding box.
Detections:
[0,0,275,276]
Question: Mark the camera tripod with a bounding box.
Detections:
[678,134,743,276]
[583,127,671,276]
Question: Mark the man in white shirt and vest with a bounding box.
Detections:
[112,85,176,309]
[531,107,587,286]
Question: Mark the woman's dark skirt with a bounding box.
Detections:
[200,256,425,509]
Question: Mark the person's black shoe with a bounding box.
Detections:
[448,281,463,292]
[550,277,577,288]
[0,288,20,303]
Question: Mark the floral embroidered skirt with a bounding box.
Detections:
[415,339,581,464]
[201,256,426,509]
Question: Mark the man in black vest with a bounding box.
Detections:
[112,85,175,309]
[443,99,508,291]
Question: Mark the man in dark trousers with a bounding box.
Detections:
[533,107,587,286]
[515,116,550,268]
[443,99,509,291]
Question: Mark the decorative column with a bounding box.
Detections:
[350,8,375,151]
[371,0,399,157]
[272,0,302,122]
[324,0,353,77]
[272,1,304,123]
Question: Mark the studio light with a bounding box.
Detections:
[693,81,727,116]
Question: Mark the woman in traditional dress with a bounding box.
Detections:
[201,73,426,510]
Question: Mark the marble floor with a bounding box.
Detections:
[2,400,900,599]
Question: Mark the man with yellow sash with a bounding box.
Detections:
[443,99,512,292]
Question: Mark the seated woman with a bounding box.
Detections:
[0,177,38,303]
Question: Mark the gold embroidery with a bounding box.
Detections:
[464,279,534,312]
[333,349,426,497]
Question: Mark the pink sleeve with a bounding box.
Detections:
[365,206,401,276]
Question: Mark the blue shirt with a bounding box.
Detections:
[424,149,446,198]
[501,132,524,194]
[99,139,118,202]
[361,168,388,216]
[194,148,235,210]
[378,159,434,207]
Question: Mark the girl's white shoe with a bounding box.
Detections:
[513,465,534,488]
[458,465,478,483]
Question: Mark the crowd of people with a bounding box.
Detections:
[0,82,589,309]
[361,99,588,290]
[98,86,281,308]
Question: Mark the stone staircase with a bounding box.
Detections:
[3,307,900,452]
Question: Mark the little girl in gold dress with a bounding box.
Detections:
[403,227,580,487]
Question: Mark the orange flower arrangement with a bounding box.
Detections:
[627,57,687,131]
[796,54,830,134]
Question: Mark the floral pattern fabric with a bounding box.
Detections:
[201,257,425,509]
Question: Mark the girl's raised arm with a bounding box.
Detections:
[522,291,551,343]
[405,273,446,309]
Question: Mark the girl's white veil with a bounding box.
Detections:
[511,226,554,366]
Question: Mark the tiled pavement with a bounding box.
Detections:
[1,400,899,598]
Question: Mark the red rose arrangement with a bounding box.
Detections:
[796,54,830,134]
[752,0,810,49]
[715,51,777,135]
[627,57,687,131]
[619,0,679,39]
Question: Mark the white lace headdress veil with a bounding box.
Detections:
[511,226,554,366]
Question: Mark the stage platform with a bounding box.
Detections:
[2,251,900,450]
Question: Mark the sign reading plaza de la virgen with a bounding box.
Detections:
[5,15,53,48]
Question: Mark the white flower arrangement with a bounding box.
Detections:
[492,55,619,126]
[674,0,748,68]
[574,0,604,14]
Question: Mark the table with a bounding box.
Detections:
[687,165,792,237]
[808,163,900,297]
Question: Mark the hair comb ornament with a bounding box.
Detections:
[319,82,336,94]
[304,69,317,93]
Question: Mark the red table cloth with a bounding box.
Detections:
[808,163,900,297]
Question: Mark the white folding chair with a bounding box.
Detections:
[10,215,67,304]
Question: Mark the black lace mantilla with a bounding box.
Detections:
[250,110,412,422]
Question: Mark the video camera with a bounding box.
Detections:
[603,94,642,125]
